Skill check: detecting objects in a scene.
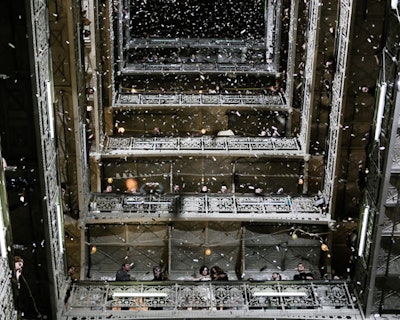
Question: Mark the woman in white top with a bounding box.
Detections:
[199,265,211,281]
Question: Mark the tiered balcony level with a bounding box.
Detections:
[92,2,318,224]
[62,280,362,320]
[88,193,329,224]
[94,136,302,158]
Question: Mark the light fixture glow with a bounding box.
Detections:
[374,82,387,141]
[90,245,97,254]
[118,127,125,134]
[82,124,88,165]
[56,203,64,253]
[46,80,55,139]
[358,205,370,257]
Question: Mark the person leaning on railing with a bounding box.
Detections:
[210,266,229,281]
[152,266,168,281]
[198,265,211,281]
[293,263,314,280]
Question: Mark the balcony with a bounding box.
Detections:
[114,93,286,109]
[121,63,276,75]
[93,136,301,159]
[62,280,363,319]
[128,38,267,50]
[87,193,330,224]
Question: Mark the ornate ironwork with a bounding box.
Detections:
[121,63,276,74]
[95,136,302,158]
[128,38,266,50]
[87,194,330,224]
[115,93,286,108]
[62,280,362,319]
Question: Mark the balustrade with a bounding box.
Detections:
[128,38,266,50]
[115,93,286,108]
[87,193,330,224]
[62,280,362,319]
[122,63,276,74]
[95,136,302,158]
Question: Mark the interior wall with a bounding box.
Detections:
[101,158,304,194]
[86,222,323,281]
[113,108,232,137]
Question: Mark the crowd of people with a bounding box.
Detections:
[114,262,315,282]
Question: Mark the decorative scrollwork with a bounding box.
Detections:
[63,281,362,319]
[86,194,329,224]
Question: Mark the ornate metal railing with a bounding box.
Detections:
[87,193,330,224]
[121,63,276,74]
[62,280,362,320]
[94,136,303,158]
[128,38,266,50]
[115,93,286,108]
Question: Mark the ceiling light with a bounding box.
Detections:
[90,245,97,254]
[117,127,125,134]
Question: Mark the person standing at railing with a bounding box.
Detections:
[152,266,168,281]
[210,266,229,281]
[64,265,78,305]
[152,127,162,136]
[198,266,211,281]
[116,262,133,281]
[293,263,314,280]
[115,263,134,310]
[271,272,282,280]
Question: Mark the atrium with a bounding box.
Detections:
[0,0,399,319]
